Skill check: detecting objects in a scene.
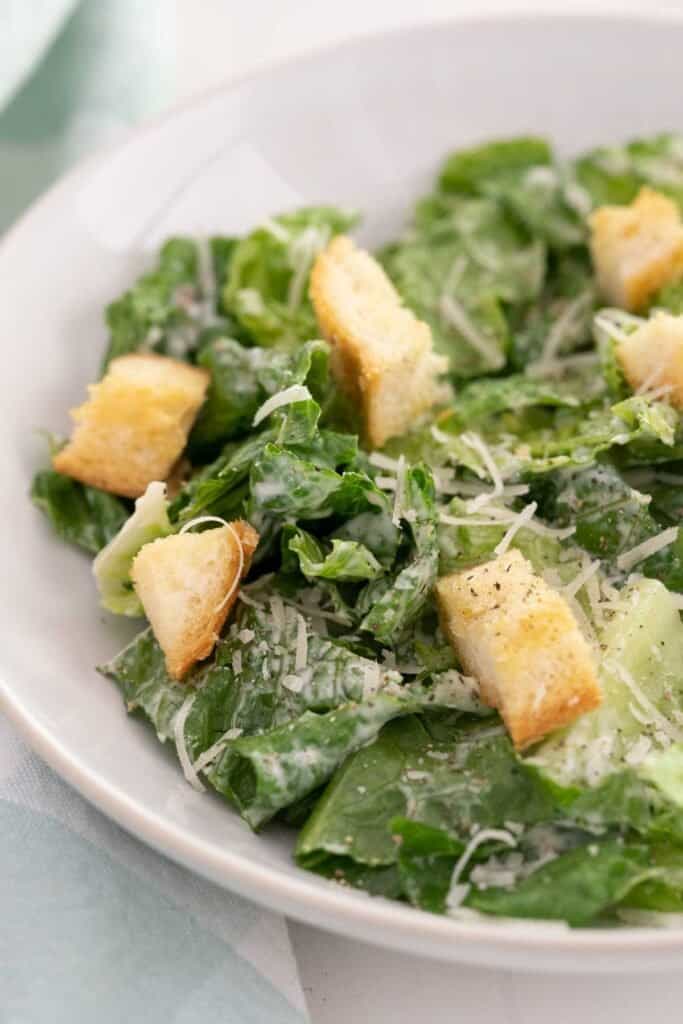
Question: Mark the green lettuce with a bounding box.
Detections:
[93,481,172,616]
[223,207,358,348]
[31,469,128,555]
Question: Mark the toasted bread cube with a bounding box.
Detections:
[309,236,448,447]
[435,550,601,750]
[588,187,683,311]
[617,311,683,407]
[53,354,209,498]
[131,520,258,679]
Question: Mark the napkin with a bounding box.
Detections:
[0,3,310,1020]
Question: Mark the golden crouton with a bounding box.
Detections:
[131,520,258,679]
[309,236,448,448]
[435,549,601,750]
[53,354,209,498]
[618,311,683,407]
[588,187,683,312]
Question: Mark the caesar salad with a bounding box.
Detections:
[32,134,683,927]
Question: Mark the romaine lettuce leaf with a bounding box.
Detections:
[382,193,544,376]
[287,528,383,582]
[359,465,439,641]
[466,841,651,925]
[574,133,683,209]
[528,578,683,789]
[223,207,358,349]
[528,462,683,590]
[189,337,330,452]
[31,469,128,555]
[438,137,553,194]
[103,238,214,369]
[93,481,172,615]
[297,717,554,876]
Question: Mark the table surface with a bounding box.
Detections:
[172,3,683,1019]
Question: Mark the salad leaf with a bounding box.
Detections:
[103,238,203,369]
[213,692,422,829]
[31,469,128,554]
[510,251,596,370]
[93,481,172,616]
[528,578,683,789]
[528,462,683,590]
[223,207,357,349]
[383,188,546,375]
[298,718,554,876]
[99,628,191,742]
[574,133,683,209]
[287,528,383,582]
[445,374,580,429]
[189,337,330,452]
[438,137,553,194]
[438,137,586,249]
[466,841,650,925]
[360,465,439,641]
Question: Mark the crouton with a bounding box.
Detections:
[617,311,683,407]
[309,235,448,448]
[588,186,683,311]
[53,354,209,498]
[131,520,258,679]
[435,549,601,750]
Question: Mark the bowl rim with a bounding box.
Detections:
[4,8,683,966]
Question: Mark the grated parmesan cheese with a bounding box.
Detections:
[613,662,683,744]
[252,384,312,426]
[461,432,504,493]
[392,455,406,527]
[282,674,305,693]
[173,695,205,793]
[528,351,600,379]
[179,515,246,614]
[295,613,308,673]
[494,503,538,556]
[191,727,244,776]
[616,527,679,573]
[440,294,506,369]
[446,829,517,911]
[564,557,601,600]
[534,290,594,370]
[369,451,403,472]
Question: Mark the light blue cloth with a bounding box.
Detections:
[0,5,310,1020]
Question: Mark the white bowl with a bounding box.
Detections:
[3,12,683,971]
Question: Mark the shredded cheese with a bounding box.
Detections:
[369,451,403,472]
[613,662,683,744]
[252,384,312,426]
[173,695,205,793]
[564,557,601,600]
[430,424,455,446]
[392,455,406,527]
[616,527,679,572]
[440,294,506,369]
[295,613,308,673]
[461,432,504,492]
[446,829,517,911]
[528,351,600,379]
[191,727,244,776]
[535,290,594,369]
[494,503,538,556]
[179,516,246,613]
[282,674,305,693]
